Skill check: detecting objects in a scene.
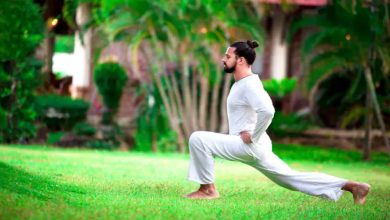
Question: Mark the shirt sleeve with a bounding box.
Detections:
[244,83,275,143]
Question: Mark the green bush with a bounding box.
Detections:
[94,62,128,124]
[34,95,90,131]
[0,0,44,143]
[72,122,96,137]
[269,112,312,137]
[47,132,65,145]
[134,86,177,152]
[157,130,178,152]
[263,78,297,99]
[0,0,44,61]
[85,140,117,150]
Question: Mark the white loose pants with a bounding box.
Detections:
[187,131,348,201]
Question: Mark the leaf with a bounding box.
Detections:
[343,68,365,103]
[307,55,346,91]
[340,105,365,129]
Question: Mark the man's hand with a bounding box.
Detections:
[240,131,252,144]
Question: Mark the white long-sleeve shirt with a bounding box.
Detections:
[227,74,275,144]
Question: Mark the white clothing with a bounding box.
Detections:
[227,74,274,143]
[187,74,347,201]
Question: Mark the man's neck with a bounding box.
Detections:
[233,69,253,82]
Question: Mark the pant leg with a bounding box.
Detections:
[247,142,348,201]
[187,131,348,201]
[187,131,254,184]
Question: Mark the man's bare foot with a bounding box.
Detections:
[185,184,220,200]
[342,181,371,204]
[185,190,220,199]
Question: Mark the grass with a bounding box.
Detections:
[0,143,389,219]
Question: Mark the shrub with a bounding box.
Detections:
[94,62,128,124]
[134,88,177,152]
[269,112,312,137]
[34,95,90,131]
[262,78,297,99]
[72,122,96,137]
[0,0,44,61]
[157,130,178,152]
[85,140,117,150]
[0,0,44,143]
[47,132,65,145]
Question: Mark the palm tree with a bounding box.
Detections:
[94,0,264,152]
[290,0,390,159]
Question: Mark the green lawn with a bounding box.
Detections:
[0,144,389,219]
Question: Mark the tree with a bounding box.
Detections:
[290,0,390,159]
[0,0,44,142]
[94,0,264,152]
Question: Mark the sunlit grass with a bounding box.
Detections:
[0,144,389,219]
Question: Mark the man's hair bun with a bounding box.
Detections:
[246,40,259,49]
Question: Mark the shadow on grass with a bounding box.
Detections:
[0,162,86,204]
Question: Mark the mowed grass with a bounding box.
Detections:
[0,144,389,219]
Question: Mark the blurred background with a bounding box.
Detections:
[1,0,389,161]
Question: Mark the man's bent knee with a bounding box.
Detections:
[189,131,204,148]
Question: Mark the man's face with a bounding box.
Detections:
[222,47,237,73]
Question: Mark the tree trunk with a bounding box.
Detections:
[363,87,373,161]
[152,72,185,152]
[181,57,195,135]
[219,74,232,133]
[167,72,190,139]
[7,63,16,143]
[364,65,390,155]
[191,68,199,131]
[42,29,55,83]
[209,68,221,132]
[198,74,209,130]
[143,38,186,153]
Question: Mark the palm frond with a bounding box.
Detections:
[307,55,347,91]
[340,105,366,129]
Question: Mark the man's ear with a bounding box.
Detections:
[238,57,244,65]
[240,57,249,66]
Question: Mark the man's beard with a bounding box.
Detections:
[223,62,236,73]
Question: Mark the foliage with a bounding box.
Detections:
[133,82,177,152]
[0,0,44,143]
[55,35,75,53]
[34,95,90,131]
[0,60,42,143]
[289,0,390,158]
[93,62,128,124]
[46,132,66,145]
[289,1,390,122]
[63,0,79,30]
[269,112,313,137]
[0,144,389,219]
[263,78,297,99]
[100,123,123,143]
[262,78,310,137]
[0,0,44,61]
[84,139,117,150]
[312,68,387,128]
[157,130,178,152]
[72,122,96,137]
[94,0,264,152]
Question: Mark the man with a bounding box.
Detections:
[185,40,370,204]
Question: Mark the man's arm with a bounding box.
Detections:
[251,107,274,143]
[245,84,275,143]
